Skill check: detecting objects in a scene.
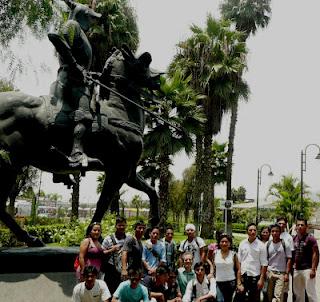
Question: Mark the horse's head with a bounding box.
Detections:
[121,45,161,92]
[99,45,161,101]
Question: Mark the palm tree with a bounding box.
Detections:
[220,0,271,201]
[143,70,204,228]
[268,175,314,227]
[220,0,271,233]
[89,0,139,71]
[171,16,248,237]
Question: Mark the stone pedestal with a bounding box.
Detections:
[0,247,79,302]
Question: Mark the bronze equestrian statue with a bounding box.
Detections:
[0,1,160,246]
[48,0,102,183]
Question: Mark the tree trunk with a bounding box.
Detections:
[110,191,120,215]
[201,128,215,238]
[71,174,80,223]
[193,135,203,224]
[8,183,19,216]
[158,152,170,228]
[226,102,238,234]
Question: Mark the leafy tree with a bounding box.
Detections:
[0,0,55,45]
[181,164,196,222]
[231,186,247,203]
[170,15,248,238]
[89,0,139,71]
[268,175,314,227]
[7,167,40,216]
[138,156,160,188]
[130,195,144,219]
[143,70,204,228]
[168,178,186,231]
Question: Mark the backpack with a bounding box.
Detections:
[110,234,126,273]
[182,237,200,250]
[266,239,286,260]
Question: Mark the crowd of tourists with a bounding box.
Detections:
[71,216,319,302]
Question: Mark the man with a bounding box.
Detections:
[72,265,111,302]
[112,269,149,302]
[143,226,166,275]
[48,0,101,169]
[164,226,177,270]
[102,216,130,294]
[276,216,294,302]
[142,265,169,302]
[182,262,216,302]
[121,220,146,279]
[236,223,268,302]
[178,224,206,267]
[177,252,196,296]
[266,223,292,302]
[292,218,319,302]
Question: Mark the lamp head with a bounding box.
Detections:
[315,152,320,160]
[268,171,274,177]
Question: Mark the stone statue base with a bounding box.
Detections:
[0,246,78,273]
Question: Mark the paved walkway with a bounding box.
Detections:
[0,272,76,302]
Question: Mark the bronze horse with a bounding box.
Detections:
[0,47,160,246]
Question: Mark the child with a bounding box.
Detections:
[166,268,182,302]
[112,269,149,302]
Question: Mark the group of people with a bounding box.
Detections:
[72,216,319,302]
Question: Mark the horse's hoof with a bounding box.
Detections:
[26,236,45,247]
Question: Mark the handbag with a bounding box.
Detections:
[74,255,81,271]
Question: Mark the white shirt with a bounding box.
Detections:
[183,276,216,302]
[280,231,294,251]
[179,237,206,266]
[72,279,111,302]
[238,238,268,276]
[214,250,236,282]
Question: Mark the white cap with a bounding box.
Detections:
[185,223,196,231]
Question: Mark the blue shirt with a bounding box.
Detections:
[142,239,166,269]
[113,280,149,302]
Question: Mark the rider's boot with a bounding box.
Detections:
[69,122,89,168]
[68,122,102,170]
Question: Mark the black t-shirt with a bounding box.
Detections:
[142,275,166,294]
[122,236,143,270]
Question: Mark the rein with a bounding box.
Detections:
[86,73,182,133]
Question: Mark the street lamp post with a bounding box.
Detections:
[300,144,320,214]
[256,164,273,226]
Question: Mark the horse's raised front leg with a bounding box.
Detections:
[0,162,44,247]
[126,172,160,227]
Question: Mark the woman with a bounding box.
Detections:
[76,222,104,281]
[259,226,271,245]
[212,234,241,302]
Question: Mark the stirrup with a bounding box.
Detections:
[69,152,88,168]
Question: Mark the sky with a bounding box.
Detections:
[1,0,320,206]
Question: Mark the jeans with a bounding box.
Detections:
[234,274,261,302]
[216,279,236,302]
